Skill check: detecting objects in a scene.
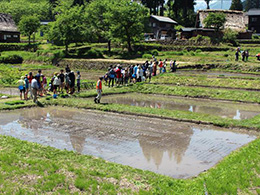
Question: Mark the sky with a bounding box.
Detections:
[194,0,232,11]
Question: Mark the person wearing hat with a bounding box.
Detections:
[94,77,103,103]
[17,76,25,100]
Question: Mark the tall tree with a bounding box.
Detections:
[109,0,148,52]
[205,0,212,9]
[168,0,195,26]
[47,6,89,53]
[230,0,243,10]
[86,0,113,51]
[19,15,40,44]
[245,0,260,11]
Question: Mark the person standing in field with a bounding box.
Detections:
[24,75,29,100]
[31,76,39,103]
[17,76,25,100]
[27,72,33,99]
[76,71,81,92]
[94,77,103,104]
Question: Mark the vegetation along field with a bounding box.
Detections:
[1,0,260,194]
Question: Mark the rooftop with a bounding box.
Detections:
[0,13,18,32]
[151,15,178,24]
[247,9,260,16]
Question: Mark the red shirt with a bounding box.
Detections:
[96,80,102,90]
[116,69,122,78]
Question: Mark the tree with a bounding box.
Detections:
[204,13,226,31]
[245,0,260,11]
[86,0,113,52]
[167,0,196,26]
[109,0,148,52]
[204,0,212,9]
[47,6,89,53]
[19,15,40,44]
[230,0,243,10]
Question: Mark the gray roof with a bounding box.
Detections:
[181,28,215,32]
[247,9,260,16]
[151,15,178,24]
[0,13,18,32]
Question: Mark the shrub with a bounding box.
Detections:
[222,28,238,46]
[190,35,211,45]
[0,54,23,64]
[142,54,152,59]
[84,49,103,58]
[224,54,229,57]
[253,34,260,39]
[151,49,159,56]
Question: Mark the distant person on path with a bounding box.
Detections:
[108,67,115,87]
[163,59,167,73]
[171,60,177,72]
[242,51,245,61]
[77,71,81,92]
[27,72,33,99]
[94,77,103,104]
[68,71,76,94]
[24,75,29,100]
[245,50,249,61]
[153,61,157,76]
[59,69,65,93]
[159,59,163,74]
[31,76,39,103]
[235,47,240,61]
[17,76,25,100]
[65,65,71,73]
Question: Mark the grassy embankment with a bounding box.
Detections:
[1,132,260,194]
[151,73,260,90]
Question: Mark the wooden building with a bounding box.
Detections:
[147,15,177,40]
[0,13,20,43]
[247,9,260,33]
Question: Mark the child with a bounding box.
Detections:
[17,76,25,100]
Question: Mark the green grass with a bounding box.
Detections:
[151,73,260,90]
[0,133,260,194]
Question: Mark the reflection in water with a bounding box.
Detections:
[233,110,241,120]
[0,107,256,178]
[102,95,260,120]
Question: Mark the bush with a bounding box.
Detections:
[190,35,211,43]
[224,54,229,57]
[0,54,23,64]
[151,49,159,56]
[253,34,260,39]
[142,54,152,59]
[222,28,238,46]
[84,48,103,58]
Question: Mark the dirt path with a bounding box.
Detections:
[65,58,189,64]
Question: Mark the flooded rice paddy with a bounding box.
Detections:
[102,93,260,120]
[0,107,256,178]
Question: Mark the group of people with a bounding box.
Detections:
[103,59,178,88]
[235,47,249,61]
[17,65,81,103]
[94,58,178,104]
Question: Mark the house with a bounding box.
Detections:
[247,9,260,33]
[0,13,20,43]
[196,10,248,31]
[179,10,252,40]
[180,28,216,39]
[147,15,178,40]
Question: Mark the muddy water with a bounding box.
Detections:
[0,107,256,178]
[0,88,20,96]
[177,70,260,78]
[102,93,260,120]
